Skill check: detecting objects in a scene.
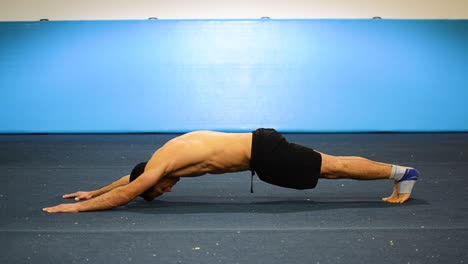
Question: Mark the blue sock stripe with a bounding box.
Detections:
[398,168,419,182]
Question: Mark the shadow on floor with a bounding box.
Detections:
[123,197,429,214]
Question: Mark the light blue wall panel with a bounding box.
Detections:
[0,20,467,133]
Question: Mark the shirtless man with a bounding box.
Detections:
[42,128,419,213]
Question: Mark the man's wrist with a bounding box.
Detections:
[74,202,84,212]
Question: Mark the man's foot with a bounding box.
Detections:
[382,182,411,203]
[382,168,419,204]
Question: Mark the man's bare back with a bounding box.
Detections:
[152,131,252,177]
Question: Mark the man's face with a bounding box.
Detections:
[141,177,180,201]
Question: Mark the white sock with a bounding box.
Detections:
[389,165,406,181]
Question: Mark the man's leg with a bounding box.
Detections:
[319,153,418,203]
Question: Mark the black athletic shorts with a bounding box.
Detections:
[250,128,322,190]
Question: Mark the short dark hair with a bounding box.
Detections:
[130,162,148,182]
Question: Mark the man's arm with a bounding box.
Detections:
[43,167,166,213]
[62,175,130,201]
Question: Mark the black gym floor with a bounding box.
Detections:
[1,133,467,263]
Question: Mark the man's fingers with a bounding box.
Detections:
[63,192,92,200]
[62,193,78,199]
[42,207,56,213]
[42,204,79,213]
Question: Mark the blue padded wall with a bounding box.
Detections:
[0,19,467,133]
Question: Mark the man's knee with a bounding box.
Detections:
[320,154,345,178]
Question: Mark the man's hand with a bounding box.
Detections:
[63,191,94,201]
[42,167,165,213]
[42,203,80,213]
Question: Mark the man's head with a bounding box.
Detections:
[130,162,180,201]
